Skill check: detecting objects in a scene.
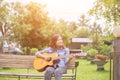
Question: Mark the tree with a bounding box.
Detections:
[0,1,13,53]
[89,0,120,26]
[78,14,90,28]
[88,0,118,52]
[75,27,90,38]
[0,1,51,54]
[12,2,51,54]
[0,1,87,55]
[75,14,91,38]
[68,21,78,34]
[50,19,73,45]
[89,22,103,50]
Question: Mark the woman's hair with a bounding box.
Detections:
[49,34,65,49]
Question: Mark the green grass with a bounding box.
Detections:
[76,59,110,80]
[0,59,111,80]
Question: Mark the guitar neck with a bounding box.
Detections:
[53,55,69,60]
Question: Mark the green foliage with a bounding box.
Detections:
[30,48,38,55]
[9,2,50,49]
[89,0,120,26]
[99,44,112,55]
[89,22,103,50]
[68,21,78,33]
[87,48,98,56]
[103,33,114,42]
[76,27,90,38]
[75,14,90,38]
[81,45,92,52]
[0,0,115,56]
[78,14,90,27]
[43,19,73,45]
[0,1,74,51]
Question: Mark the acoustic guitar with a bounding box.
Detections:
[33,52,70,72]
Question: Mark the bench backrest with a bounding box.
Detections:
[0,54,35,68]
[0,54,76,70]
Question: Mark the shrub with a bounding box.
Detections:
[30,48,38,55]
[87,49,98,56]
[81,45,91,52]
[99,44,112,55]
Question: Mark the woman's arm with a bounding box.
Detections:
[35,48,51,60]
[35,52,46,59]
[66,54,75,65]
[64,48,74,65]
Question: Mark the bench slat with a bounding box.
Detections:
[0,72,75,77]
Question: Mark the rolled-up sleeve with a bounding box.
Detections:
[35,47,51,56]
[65,48,70,63]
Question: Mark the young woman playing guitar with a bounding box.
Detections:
[35,34,74,80]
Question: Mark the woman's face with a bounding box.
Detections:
[56,36,63,47]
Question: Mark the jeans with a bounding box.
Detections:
[44,66,67,80]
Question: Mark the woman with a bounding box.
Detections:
[35,34,73,80]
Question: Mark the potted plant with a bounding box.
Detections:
[93,54,108,71]
[95,54,107,60]
[87,49,98,64]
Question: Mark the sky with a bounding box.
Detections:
[7,0,96,22]
[38,0,96,22]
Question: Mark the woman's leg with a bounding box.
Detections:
[54,67,67,80]
[44,67,55,80]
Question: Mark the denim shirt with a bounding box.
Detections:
[35,47,70,67]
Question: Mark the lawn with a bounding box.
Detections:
[76,59,110,80]
[0,59,111,80]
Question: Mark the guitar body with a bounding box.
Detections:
[33,52,58,72]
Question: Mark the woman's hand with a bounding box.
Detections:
[69,54,75,59]
[66,54,75,65]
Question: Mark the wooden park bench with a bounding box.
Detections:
[0,54,79,80]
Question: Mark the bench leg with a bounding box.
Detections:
[18,76,20,80]
[72,77,75,80]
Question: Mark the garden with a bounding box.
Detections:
[0,0,119,80]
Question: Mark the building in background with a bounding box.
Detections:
[69,37,92,58]
[69,37,92,49]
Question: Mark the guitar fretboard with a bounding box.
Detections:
[53,55,69,60]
